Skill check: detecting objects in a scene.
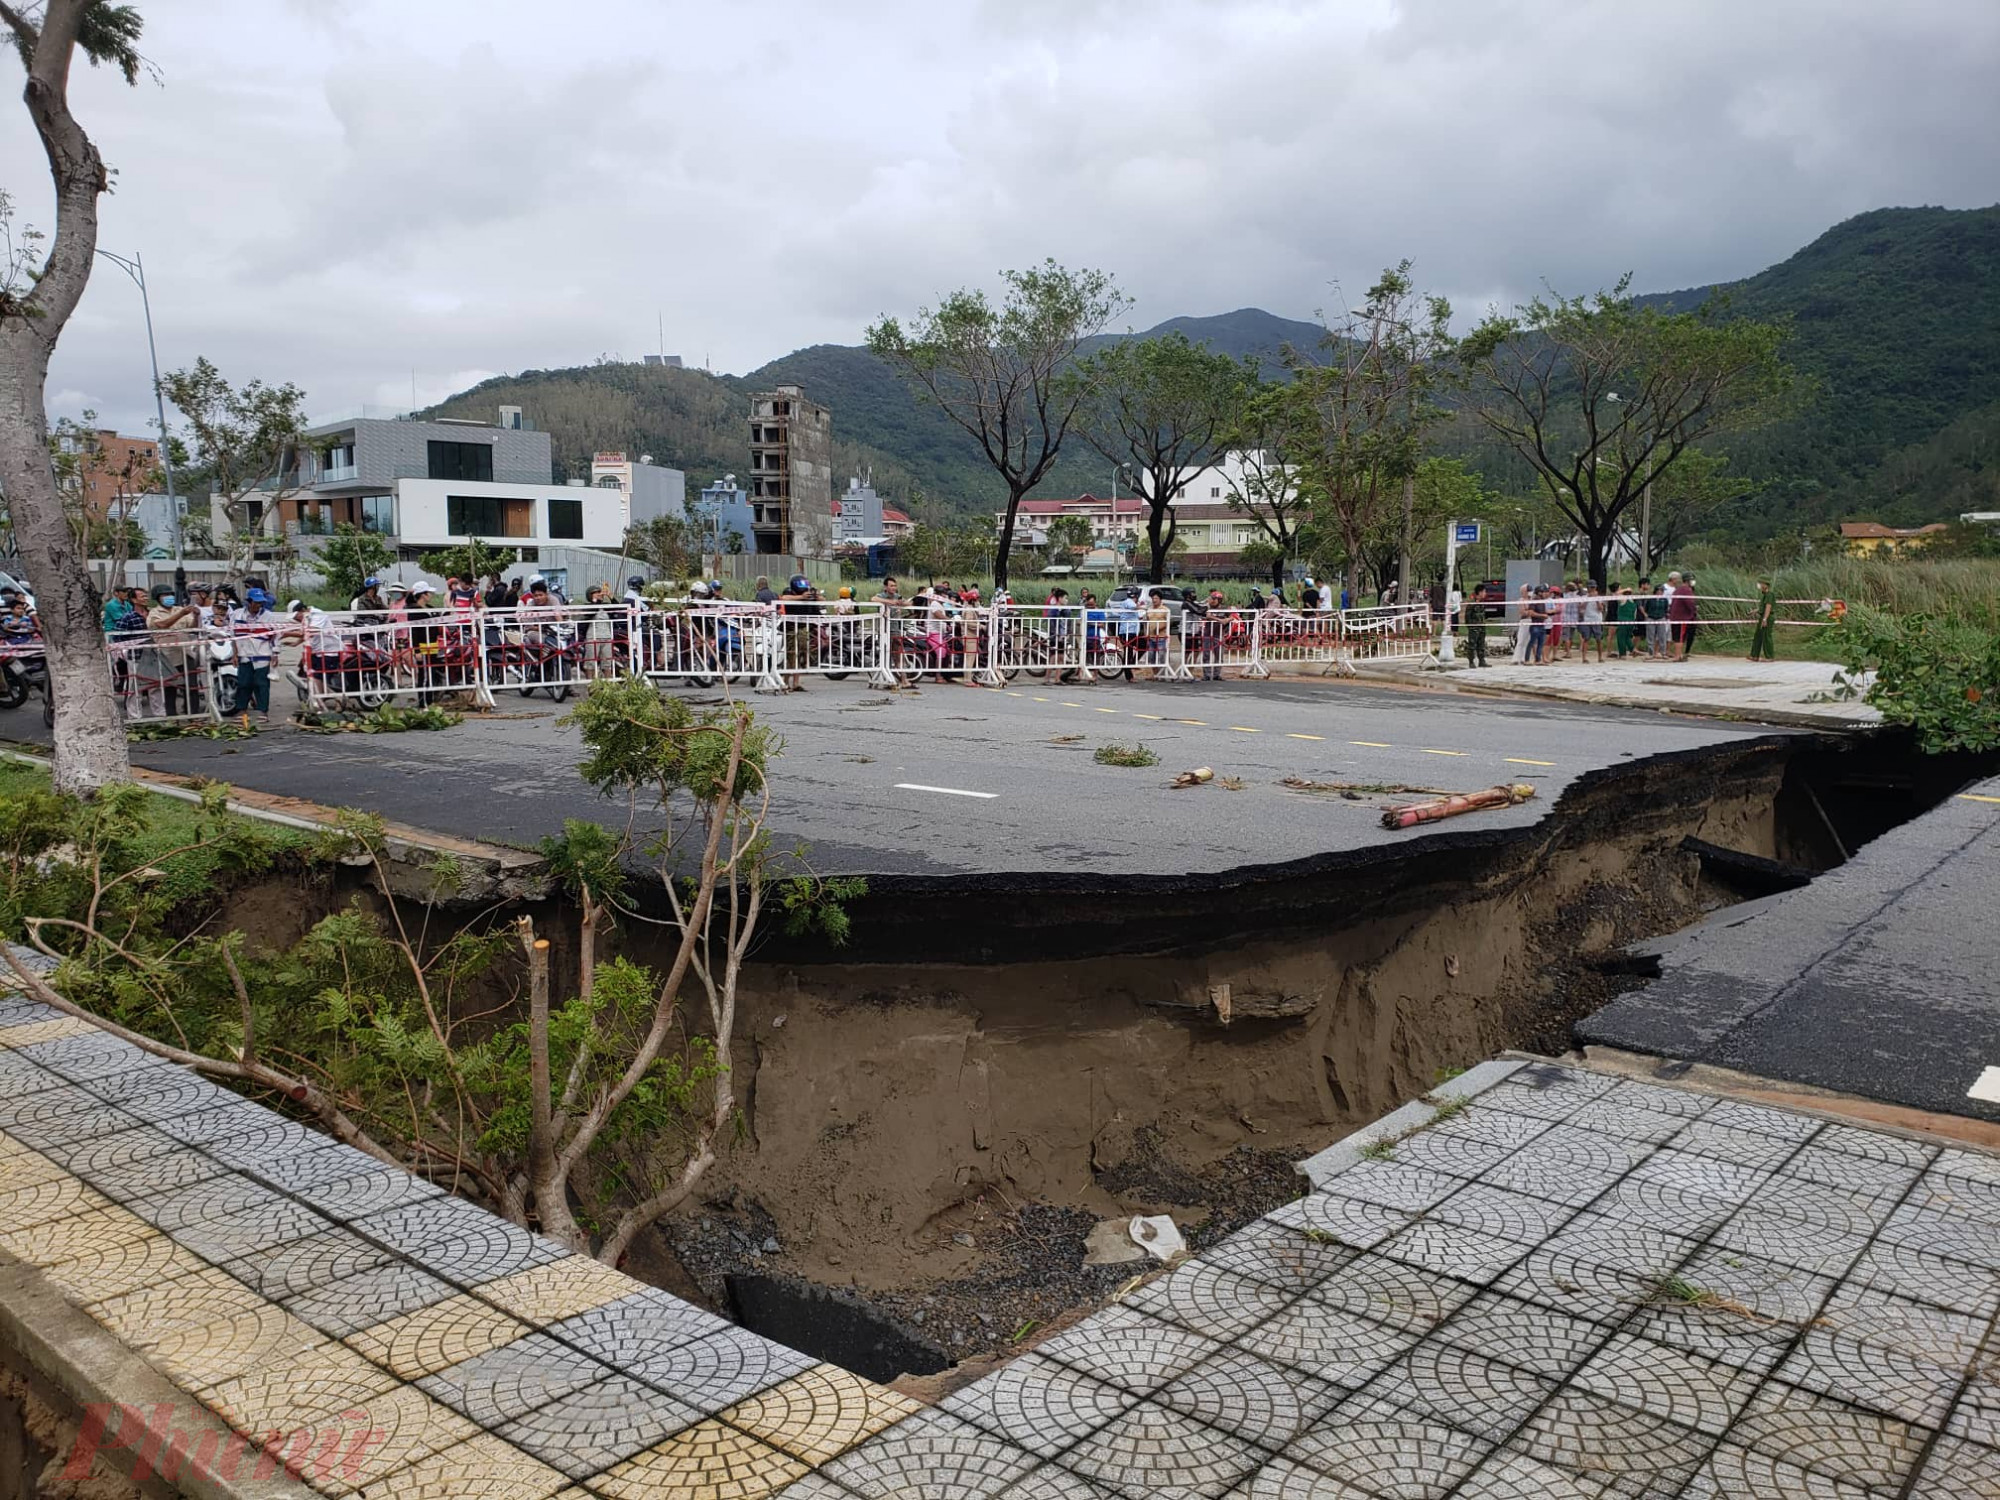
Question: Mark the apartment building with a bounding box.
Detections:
[747,385,834,558]
[56,427,161,519]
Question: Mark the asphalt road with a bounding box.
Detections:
[1581,773,2000,1124]
[25,673,1780,879]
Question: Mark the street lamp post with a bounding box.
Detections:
[95,248,182,592]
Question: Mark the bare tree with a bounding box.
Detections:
[0,3,149,793]
[867,261,1127,589]
[1221,385,1311,589]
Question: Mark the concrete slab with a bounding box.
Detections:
[1581,775,2000,1124]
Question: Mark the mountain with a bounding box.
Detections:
[426,309,1333,520]
[1635,205,2000,537]
[428,207,2000,536]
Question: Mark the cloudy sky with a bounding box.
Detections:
[5,0,1995,435]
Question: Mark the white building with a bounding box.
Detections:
[588,451,687,529]
[392,478,633,550]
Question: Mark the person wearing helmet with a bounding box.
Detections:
[776,573,816,691]
[753,574,777,606]
[229,587,279,722]
[350,576,386,621]
[832,586,856,617]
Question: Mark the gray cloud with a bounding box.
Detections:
[2,0,1993,439]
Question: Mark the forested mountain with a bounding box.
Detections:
[429,207,2000,536]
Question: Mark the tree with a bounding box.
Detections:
[1349,457,1489,593]
[867,261,1127,589]
[1221,388,1311,589]
[1,681,861,1265]
[317,523,394,602]
[1076,333,1251,583]
[1634,447,1752,573]
[420,538,518,586]
[1460,278,1797,583]
[1284,264,1455,602]
[49,411,155,591]
[1042,514,1094,574]
[0,3,149,795]
[626,513,702,580]
[894,520,954,582]
[1236,538,1284,583]
[159,357,310,580]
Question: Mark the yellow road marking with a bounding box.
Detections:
[1178,719,1209,726]
[1351,740,1391,748]
[1062,701,1084,708]
[1032,696,1049,702]
[1093,707,1120,714]
[1506,757,1556,767]
[1229,726,1260,734]
[1421,749,1467,757]
[1133,713,1164,721]
[1288,733,1325,741]
[1961,794,2000,805]
[1007,691,1022,697]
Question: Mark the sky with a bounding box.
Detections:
[5,0,1996,436]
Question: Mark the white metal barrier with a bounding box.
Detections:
[765,603,893,688]
[1338,606,1436,667]
[1177,609,1262,680]
[637,605,772,688]
[981,604,1086,685]
[298,616,486,711]
[480,604,631,701]
[108,632,221,724]
[1255,611,1345,674]
[881,603,981,685]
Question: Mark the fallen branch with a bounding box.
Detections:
[1380,783,1536,830]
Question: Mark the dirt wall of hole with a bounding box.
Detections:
[698,774,1777,1293]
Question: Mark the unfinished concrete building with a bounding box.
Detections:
[748,384,834,557]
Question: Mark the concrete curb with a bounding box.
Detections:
[1293,1057,1527,1189]
[0,1253,319,1500]
[1342,664,1875,732]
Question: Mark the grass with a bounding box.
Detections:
[0,757,312,910]
[1357,1139,1397,1162]
[1093,742,1159,768]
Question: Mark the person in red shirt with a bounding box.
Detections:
[1666,570,1698,660]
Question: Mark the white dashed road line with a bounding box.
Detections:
[1969,1066,2000,1104]
[894,784,998,800]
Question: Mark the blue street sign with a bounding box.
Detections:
[1454,522,1482,545]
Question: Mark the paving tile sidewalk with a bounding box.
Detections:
[4,992,1998,1498]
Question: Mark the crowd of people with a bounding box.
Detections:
[1455,572,1779,668]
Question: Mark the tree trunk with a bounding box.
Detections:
[1145,503,1169,584]
[994,487,1023,590]
[0,0,131,794]
[1396,470,1415,606]
[1269,554,1284,590]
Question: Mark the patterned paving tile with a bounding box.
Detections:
[68,1139,226,1202]
[415,1330,613,1428]
[1384,1128,1509,1182]
[1570,1331,1762,1435]
[727,1364,922,1466]
[1742,1173,1900,1239]
[0,1201,158,1265]
[1201,1218,1359,1294]
[1562,1097,1691,1146]
[34,1230,209,1303]
[1438,1291,1608,1380]
[1219,1455,1375,1500]
[1672,1119,1805,1171]
[1373,1219,1528,1285]
[1425,1104,1555,1148]
[292,1166,448,1219]
[1451,1449,1602,1499]
[360,1196,568,1285]
[202,1338,401,1432]
[1154,1348,1345,1449]
[1492,1245,1656,1329]
[623,1325,818,1417]
[822,1409,1039,1499]
[83,1263,268,1349]
[1947,1363,2000,1447]
[1535,1214,1701,1283]
[542,1286,734,1366]
[1265,1191,1416,1252]
[348,1431,570,1500]
[1697,1099,1822,1142]
[942,1352,1140,1458]
[1784,1142,1928,1197]
[1058,1402,1263,1500]
[21,1032,157,1080]
[102,1073,233,1122]
[134,1293,328,1390]
[0,1170,110,1230]
[1510,1388,1711,1494]
[0,1014,105,1049]
[1,1098,136,1149]
[151,1190,329,1264]
[1305,1254,1477,1335]
[281,1259,459,1338]
[1598,1078,1714,1121]
[1593,1175,1738,1240]
[1911,1434,2000,1496]
[1361,1345,1558,1443]
[1628,1147,1775,1207]
[224,1227,398,1300]
[597,1418,811,1500]
[1816,1283,1989,1369]
[1811,1123,1934,1169]
[1424,1183,1579,1244]
[0,1085,127,1140]
[199,1116,329,1172]
[1876,1201,2000,1272]
[1681,1441,1876,1499]
[495,1371,703,1479]
[1773,1327,1963,1429]
[1847,1237,2000,1320]
[156,1099,278,1146]
[1123,1259,1295,1340]
[1731,1381,1935,1493]
[1283,1402,1492,1499]
[1037,1306,1227,1398]
[1906,1169,2000,1229]
[344,1291,532,1381]
[997,1468,1128,1500]
[467,1254,641,1324]
[1317,1161,1462,1214]
[1236,1300,1422,1389]
[248,1141,393,1192]
[281,1383,481,1498]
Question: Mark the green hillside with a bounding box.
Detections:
[1637,205,2000,537]
[429,209,2000,539]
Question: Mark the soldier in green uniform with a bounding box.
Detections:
[1463,585,1489,667]
[1749,579,1778,661]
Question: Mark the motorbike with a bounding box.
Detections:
[0,640,50,724]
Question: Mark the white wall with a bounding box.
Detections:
[393,478,628,549]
